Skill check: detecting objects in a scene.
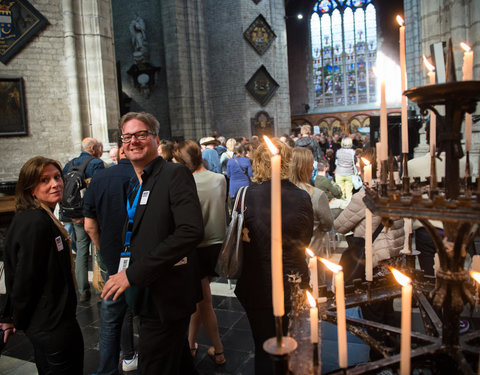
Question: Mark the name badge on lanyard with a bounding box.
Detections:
[121,182,142,272]
[118,250,131,273]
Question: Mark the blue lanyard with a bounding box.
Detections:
[124,182,142,249]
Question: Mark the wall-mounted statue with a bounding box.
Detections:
[129,14,148,63]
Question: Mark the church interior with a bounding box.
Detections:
[0,0,479,374]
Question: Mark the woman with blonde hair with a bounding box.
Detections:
[234,139,313,375]
[290,147,333,253]
[220,137,236,175]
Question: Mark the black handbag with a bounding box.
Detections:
[339,222,384,285]
[217,186,248,279]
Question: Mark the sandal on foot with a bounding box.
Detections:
[207,346,227,365]
[190,342,198,358]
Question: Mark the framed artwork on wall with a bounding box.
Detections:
[0,77,27,136]
[251,111,274,137]
[245,65,279,106]
[0,0,49,64]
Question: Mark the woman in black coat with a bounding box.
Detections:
[0,156,83,374]
[235,139,313,375]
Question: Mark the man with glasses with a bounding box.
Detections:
[101,112,204,374]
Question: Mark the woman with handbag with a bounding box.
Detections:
[234,139,313,375]
[335,136,356,200]
[0,156,84,374]
[173,140,227,365]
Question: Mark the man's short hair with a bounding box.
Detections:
[317,160,329,171]
[300,124,311,135]
[118,112,159,134]
[81,137,98,152]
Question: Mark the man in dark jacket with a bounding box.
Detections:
[101,112,204,374]
[83,144,138,374]
[295,124,324,162]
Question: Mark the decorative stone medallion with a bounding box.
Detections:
[243,14,276,56]
[245,65,279,106]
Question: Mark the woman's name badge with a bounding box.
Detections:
[55,236,64,251]
[140,191,150,205]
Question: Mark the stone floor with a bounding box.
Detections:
[2,238,480,374]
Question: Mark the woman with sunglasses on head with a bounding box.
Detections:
[0,156,83,374]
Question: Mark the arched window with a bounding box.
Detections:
[311,0,377,108]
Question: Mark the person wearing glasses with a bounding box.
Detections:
[101,112,204,374]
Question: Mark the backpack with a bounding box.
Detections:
[60,156,94,220]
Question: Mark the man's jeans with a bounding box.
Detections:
[73,221,91,294]
[97,273,135,375]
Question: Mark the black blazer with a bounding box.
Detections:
[235,180,313,310]
[2,209,76,332]
[125,157,204,322]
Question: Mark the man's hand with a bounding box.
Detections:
[101,269,131,301]
[0,323,15,343]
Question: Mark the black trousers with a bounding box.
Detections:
[244,307,289,375]
[138,315,197,375]
[26,317,84,375]
[415,226,443,277]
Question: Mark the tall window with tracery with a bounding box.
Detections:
[311,0,377,108]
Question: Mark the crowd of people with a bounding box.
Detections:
[1,114,407,375]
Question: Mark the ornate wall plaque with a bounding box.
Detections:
[243,14,276,56]
[251,111,274,137]
[0,0,49,64]
[246,65,279,106]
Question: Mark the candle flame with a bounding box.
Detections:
[423,55,435,72]
[306,248,315,258]
[319,257,342,274]
[306,290,316,307]
[263,135,279,155]
[470,270,480,284]
[390,267,411,287]
[396,15,404,27]
[361,157,370,166]
[460,42,471,52]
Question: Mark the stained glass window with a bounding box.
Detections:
[310,0,377,108]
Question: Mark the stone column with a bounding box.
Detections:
[160,0,213,140]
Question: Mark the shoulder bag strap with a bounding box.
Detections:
[234,157,251,181]
[240,186,248,214]
[233,186,245,213]
[76,155,95,175]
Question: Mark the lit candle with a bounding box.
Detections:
[397,15,409,154]
[391,268,412,375]
[306,291,319,343]
[306,248,319,300]
[264,136,284,317]
[319,258,348,368]
[361,157,372,185]
[461,43,474,151]
[423,55,437,156]
[365,208,373,281]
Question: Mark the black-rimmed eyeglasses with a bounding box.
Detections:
[120,130,155,143]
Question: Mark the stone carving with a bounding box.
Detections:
[129,14,148,63]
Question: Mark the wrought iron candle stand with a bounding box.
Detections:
[286,80,480,374]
